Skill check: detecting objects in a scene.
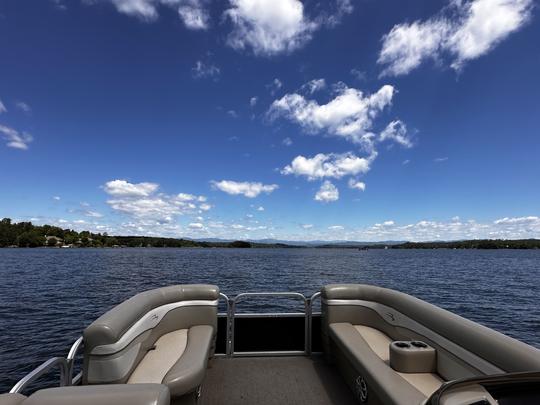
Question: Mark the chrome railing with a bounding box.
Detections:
[10,357,69,394]
[67,336,84,386]
[229,292,309,356]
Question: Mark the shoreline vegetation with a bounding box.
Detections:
[1,218,539,250]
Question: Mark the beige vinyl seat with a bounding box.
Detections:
[83,285,219,401]
[0,384,170,405]
[321,284,540,405]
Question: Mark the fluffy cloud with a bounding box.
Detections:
[301,78,326,94]
[92,0,209,29]
[282,137,293,146]
[314,180,339,202]
[15,101,31,113]
[103,179,159,197]
[191,60,220,79]
[378,0,533,76]
[224,0,316,56]
[282,152,373,181]
[211,180,278,198]
[250,97,258,107]
[379,120,412,148]
[178,1,209,29]
[256,206,265,211]
[348,179,366,191]
[224,0,353,56]
[103,179,209,222]
[328,225,344,230]
[0,124,33,150]
[268,84,395,145]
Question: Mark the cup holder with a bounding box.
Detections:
[411,341,428,348]
[395,342,411,349]
[390,340,436,373]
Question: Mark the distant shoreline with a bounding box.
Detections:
[2,218,539,249]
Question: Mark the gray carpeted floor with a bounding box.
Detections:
[199,355,358,405]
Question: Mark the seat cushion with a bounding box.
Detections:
[163,325,214,397]
[22,384,170,405]
[0,394,26,405]
[128,329,188,384]
[353,325,443,397]
[127,325,214,398]
[330,323,441,404]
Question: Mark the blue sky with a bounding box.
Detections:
[1,0,539,241]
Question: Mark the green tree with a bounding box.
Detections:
[17,231,44,247]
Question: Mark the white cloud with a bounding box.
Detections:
[192,60,220,79]
[282,137,293,146]
[0,99,7,114]
[199,203,212,211]
[103,179,159,197]
[53,196,61,201]
[494,216,539,225]
[350,68,366,82]
[15,101,31,113]
[256,206,265,211]
[0,124,33,150]
[328,225,344,230]
[267,78,283,95]
[93,0,209,29]
[314,180,339,202]
[379,120,412,148]
[211,180,279,198]
[282,152,373,181]
[103,179,209,224]
[378,0,533,76]
[178,2,209,30]
[188,222,204,229]
[225,0,317,56]
[348,179,366,191]
[434,157,449,162]
[301,78,326,94]
[227,110,238,118]
[301,224,313,229]
[268,84,395,145]
[250,96,258,107]
[84,210,104,218]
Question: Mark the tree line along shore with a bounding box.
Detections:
[1,218,539,249]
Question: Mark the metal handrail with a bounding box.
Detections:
[307,291,322,355]
[218,292,232,356]
[10,357,69,394]
[230,292,309,356]
[67,336,84,386]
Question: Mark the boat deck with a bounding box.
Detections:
[198,355,358,405]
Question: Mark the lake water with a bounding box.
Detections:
[0,248,539,393]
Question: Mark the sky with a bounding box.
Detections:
[1,0,539,242]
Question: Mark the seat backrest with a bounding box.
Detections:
[321,284,540,378]
[83,284,219,384]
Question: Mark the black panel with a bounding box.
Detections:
[215,314,323,354]
[215,316,228,354]
[235,316,305,352]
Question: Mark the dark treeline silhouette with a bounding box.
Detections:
[0,218,281,249]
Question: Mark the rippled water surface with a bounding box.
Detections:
[1,248,539,392]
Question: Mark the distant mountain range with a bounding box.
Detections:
[194,238,406,246]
